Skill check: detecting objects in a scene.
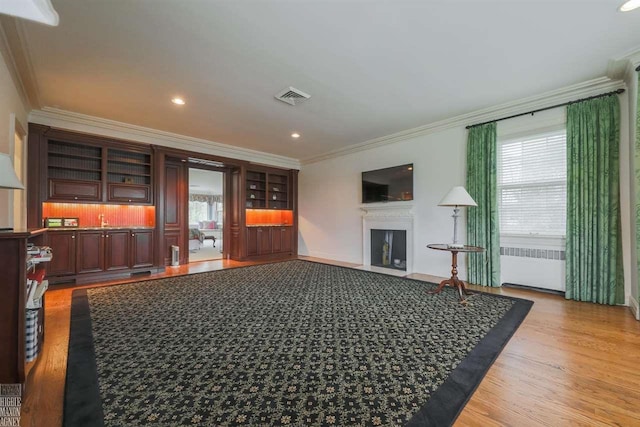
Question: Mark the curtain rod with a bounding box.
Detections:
[465,88,625,130]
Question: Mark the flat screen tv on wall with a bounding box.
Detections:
[362,164,413,203]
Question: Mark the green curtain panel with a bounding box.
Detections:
[636,73,640,301]
[466,122,500,287]
[566,94,624,305]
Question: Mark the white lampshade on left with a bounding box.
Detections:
[0,0,59,26]
[0,153,24,190]
[438,186,477,207]
[438,186,477,248]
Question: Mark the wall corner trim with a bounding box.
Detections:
[630,295,640,321]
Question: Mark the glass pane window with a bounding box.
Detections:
[498,129,566,236]
[189,201,209,223]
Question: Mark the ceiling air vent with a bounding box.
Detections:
[275,86,311,106]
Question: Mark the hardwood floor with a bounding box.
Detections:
[20,256,640,426]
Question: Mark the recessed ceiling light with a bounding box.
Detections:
[620,0,640,11]
[291,133,301,139]
[171,97,185,105]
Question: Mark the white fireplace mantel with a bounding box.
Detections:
[360,203,414,217]
[361,203,414,274]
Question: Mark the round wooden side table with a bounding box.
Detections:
[427,244,485,302]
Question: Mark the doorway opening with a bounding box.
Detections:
[188,167,224,262]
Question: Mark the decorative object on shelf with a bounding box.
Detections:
[250,194,255,199]
[45,217,80,228]
[272,194,277,200]
[249,184,257,190]
[123,177,134,184]
[438,186,477,249]
[0,153,25,231]
[273,187,279,192]
[63,218,79,227]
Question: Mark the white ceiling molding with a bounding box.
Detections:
[0,17,41,108]
[13,18,41,106]
[302,76,625,165]
[29,107,301,170]
[607,46,640,80]
[0,0,59,26]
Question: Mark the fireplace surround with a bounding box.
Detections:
[361,204,413,274]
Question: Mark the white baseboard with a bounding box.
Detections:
[629,295,640,321]
[302,250,361,265]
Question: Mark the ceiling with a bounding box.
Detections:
[16,0,640,161]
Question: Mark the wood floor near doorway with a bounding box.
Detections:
[20,256,640,427]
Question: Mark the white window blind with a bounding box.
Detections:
[498,129,566,236]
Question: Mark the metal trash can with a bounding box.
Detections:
[171,245,179,266]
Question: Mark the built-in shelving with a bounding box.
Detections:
[47,140,102,182]
[246,171,267,208]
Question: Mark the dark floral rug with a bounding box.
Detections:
[64,260,532,427]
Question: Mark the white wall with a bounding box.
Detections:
[0,51,28,229]
[299,125,470,280]
[299,97,634,302]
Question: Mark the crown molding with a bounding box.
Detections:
[0,16,41,109]
[301,77,625,165]
[0,18,31,109]
[29,107,301,170]
[14,18,42,107]
[607,46,640,80]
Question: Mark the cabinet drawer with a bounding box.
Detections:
[48,179,102,202]
[107,183,152,204]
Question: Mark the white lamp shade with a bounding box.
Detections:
[0,0,59,26]
[438,186,477,207]
[0,153,24,190]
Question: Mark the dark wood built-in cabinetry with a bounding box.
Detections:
[47,228,156,284]
[107,148,153,204]
[246,170,290,209]
[36,128,154,205]
[0,229,48,385]
[27,125,300,279]
[247,226,293,256]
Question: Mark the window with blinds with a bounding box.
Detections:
[498,129,566,236]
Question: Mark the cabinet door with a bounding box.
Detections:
[282,227,293,253]
[47,231,76,275]
[247,227,259,256]
[274,227,293,254]
[131,230,154,268]
[107,184,152,204]
[271,227,282,253]
[49,179,102,202]
[105,231,130,271]
[258,227,271,255]
[76,231,105,274]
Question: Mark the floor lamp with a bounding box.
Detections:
[0,153,25,232]
[438,186,477,249]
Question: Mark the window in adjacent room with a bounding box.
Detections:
[497,128,567,236]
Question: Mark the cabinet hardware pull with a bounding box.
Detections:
[72,235,75,239]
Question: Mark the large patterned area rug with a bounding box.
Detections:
[64,260,532,427]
